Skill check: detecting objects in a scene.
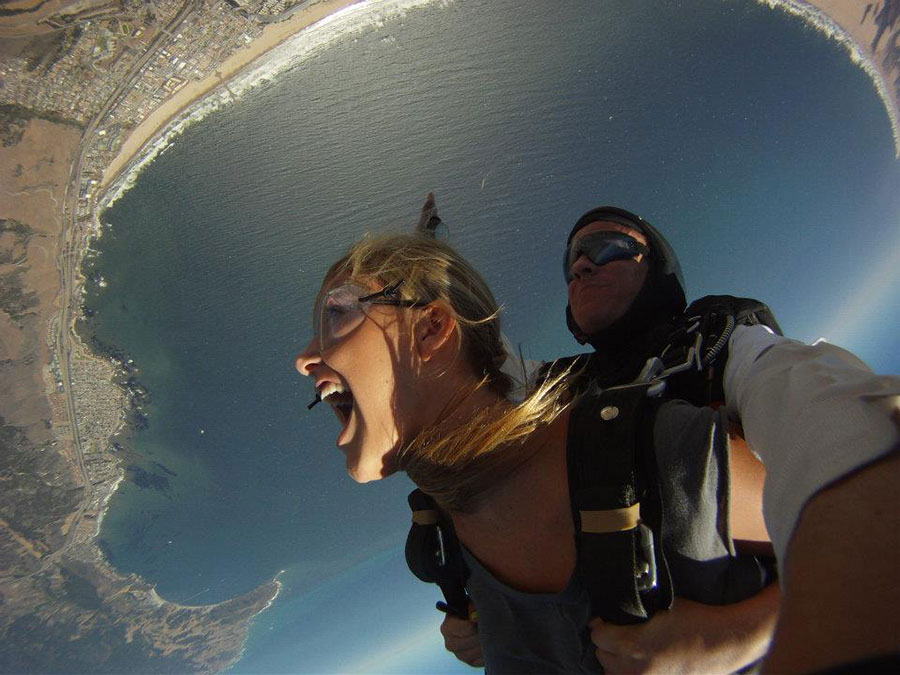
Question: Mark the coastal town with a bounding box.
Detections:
[2,0,299,224]
[0,0,898,671]
[0,1,350,671]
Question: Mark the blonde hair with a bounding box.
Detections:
[325,233,573,512]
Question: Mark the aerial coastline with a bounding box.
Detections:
[1,2,369,671]
[773,0,900,153]
[100,0,900,196]
[101,0,363,191]
[1,0,898,671]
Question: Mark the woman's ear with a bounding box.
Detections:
[415,304,457,362]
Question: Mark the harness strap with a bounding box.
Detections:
[568,382,673,624]
[412,509,439,526]
[580,504,641,533]
[664,295,783,404]
[405,489,470,619]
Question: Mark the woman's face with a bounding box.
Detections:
[295,279,423,482]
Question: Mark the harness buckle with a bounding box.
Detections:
[435,524,447,567]
[636,522,658,592]
[636,356,665,382]
[658,331,703,379]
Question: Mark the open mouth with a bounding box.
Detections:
[319,381,354,427]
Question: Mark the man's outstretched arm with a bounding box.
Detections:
[763,450,899,673]
[724,325,900,671]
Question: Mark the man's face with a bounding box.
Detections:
[567,220,650,335]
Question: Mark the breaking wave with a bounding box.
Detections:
[100,0,451,211]
[759,0,899,156]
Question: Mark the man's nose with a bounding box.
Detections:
[295,338,321,376]
[570,254,598,280]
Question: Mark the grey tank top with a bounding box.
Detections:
[462,400,768,674]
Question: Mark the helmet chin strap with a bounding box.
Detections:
[565,305,589,345]
[566,270,685,357]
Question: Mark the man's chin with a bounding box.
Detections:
[571,298,623,335]
[572,314,615,336]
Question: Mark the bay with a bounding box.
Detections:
[82,0,899,671]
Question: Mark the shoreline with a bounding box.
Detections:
[772,0,900,155]
[100,0,365,193]
[96,0,899,204]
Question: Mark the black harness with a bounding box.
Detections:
[405,489,470,618]
[405,295,781,622]
[566,380,673,622]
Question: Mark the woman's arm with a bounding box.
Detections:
[589,584,779,674]
[729,431,771,548]
[588,431,779,674]
[724,325,899,566]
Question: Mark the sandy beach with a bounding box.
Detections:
[101,0,363,190]
[99,0,898,194]
[784,0,899,149]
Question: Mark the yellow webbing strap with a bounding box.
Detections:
[580,503,641,533]
[412,509,440,525]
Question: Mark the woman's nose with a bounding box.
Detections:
[295,338,321,376]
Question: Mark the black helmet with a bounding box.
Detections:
[564,206,686,347]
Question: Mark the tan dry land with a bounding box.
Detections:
[0,120,78,431]
[0,2,349,668]
[800,0,899,135]
[102,1,900,192]
[0,115,278,671]
[0,0,129,38]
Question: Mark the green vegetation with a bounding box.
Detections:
[22,25,84,73]
[0,611,193,674]
[0,1,54,18]
[60,568,104,610]
[0,270,39,321]
[0,418,83,557]
[0,219,31,237]
[0,106,29,147]
[0,219,32,265]
[0,104,84,143]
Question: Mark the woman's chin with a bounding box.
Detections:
[346,451,399,483]
[347,464,382,483]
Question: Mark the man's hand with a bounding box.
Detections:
[440,602,483,668]
[590,585,779,674]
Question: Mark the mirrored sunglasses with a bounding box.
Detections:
[564,231,650,282]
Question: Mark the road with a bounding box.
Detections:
[45,0,198,568]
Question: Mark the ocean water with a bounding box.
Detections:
[82,0,899,671]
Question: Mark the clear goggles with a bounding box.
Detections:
[313,280,429,352]
[564,231,650,282]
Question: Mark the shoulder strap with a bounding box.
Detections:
[656,295,782,406]
[405,489,470,618]
[567,382,674,623]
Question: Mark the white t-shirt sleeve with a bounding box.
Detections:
[724,324,900,566]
